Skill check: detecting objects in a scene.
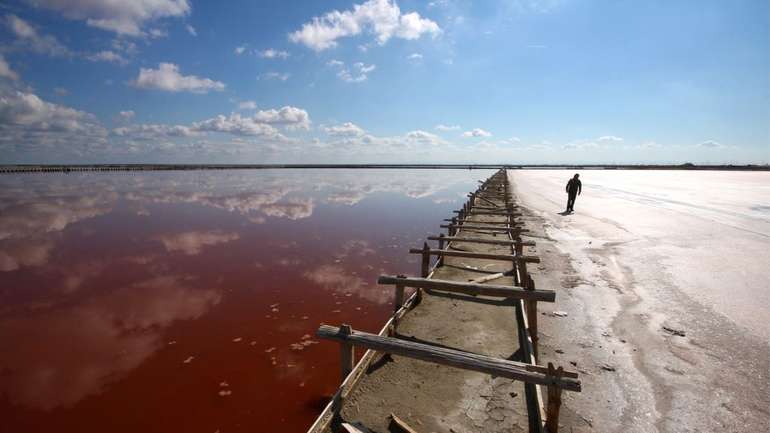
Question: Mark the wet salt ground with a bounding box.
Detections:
[512,169,770,432]
[0,169,492,433]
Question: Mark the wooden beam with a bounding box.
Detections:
[377,275,555,302]
[427,235,535,247]
[444,218,525,226]
[389,414,419,433]
[453,209,521,215]
[409,248,540,263]
[316,325,581,392]
[441,224,529,233]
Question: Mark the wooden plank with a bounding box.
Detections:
[453,210,522,216]
[427,235,535,247]
[441,223,529,232]
[342,422,374,433]
[317,325,581,391]
[377,275,554,302]
[408,248,540,263]
[444,218,525,226]
[389,414,419,433]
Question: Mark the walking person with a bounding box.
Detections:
[565,173,582,212]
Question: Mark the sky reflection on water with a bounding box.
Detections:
[0,169,490,432]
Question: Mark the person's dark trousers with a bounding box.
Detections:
[567,193,577,211]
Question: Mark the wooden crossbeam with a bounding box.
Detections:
[470,205,519,211]
[427,235,535,247]
[441,224,529,232]
[317,325,581,391]
[453,210,522,216]
[443,218,524,226]
[377,275,554,302]
[409,248,540,263]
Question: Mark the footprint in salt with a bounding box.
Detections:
[232,337,242,343]
[183,356,194,364]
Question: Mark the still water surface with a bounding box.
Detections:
[0,169,491,433]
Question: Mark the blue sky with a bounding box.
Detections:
[0,0,767,164]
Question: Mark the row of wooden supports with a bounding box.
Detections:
[312,169,578,433]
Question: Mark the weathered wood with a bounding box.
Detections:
[342,422,374,433]
[469,194,500,207]
[409,248,540,263]
[394,282,405,312]
[516,300,544,433]
[420,242,430,277]
[389,414,419,433]
[340,324,355,382]
[443,218,525,226]
[525,275,540,360]
[317,325,581,391]
[428,235,535,247]
[441,223,529,233]
[378,275,554,302]
[545,363,564,433]
[469,272,506,284]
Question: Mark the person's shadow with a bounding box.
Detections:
[558,210,573,216]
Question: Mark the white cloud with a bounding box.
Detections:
[112,123,197,139]
[462,128,492,137]
[86,50,127,64]
[435,124,459,131]
[329,61,376,82]
[192,113,283,138]
[258,48,289,59]
[597,135,623,142]
[185,24,196,36]
[0,87,107,154]
[0,89,100,133]
[26,0,191,36]
[234,45,246,55]
[0,54,19,80]
[237,100,257,110]
[324,122,366,137]
[697,140,723,148]
[4,14,70,57]
[131,63,225,93]
[289,0,440,51]
[407,52,423,61]
[258,72,290,81]
[252,106,310,129]
[147,28,168,38]
[118,110,135,121]
[405,130,446,145]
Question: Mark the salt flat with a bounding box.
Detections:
[514,169,770,340]
[511,169,770,432]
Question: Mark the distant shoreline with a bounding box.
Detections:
[1,163,768,173]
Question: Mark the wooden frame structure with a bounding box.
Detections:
[308,169,581,433]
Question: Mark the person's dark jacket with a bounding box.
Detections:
[566,179,582,195]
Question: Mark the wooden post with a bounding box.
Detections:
[420,242,431,278]
[438,233,446,266]
[525,274,539,360]
[394,280,405,312]
[545,363,564,433]
[340,324,355,382]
